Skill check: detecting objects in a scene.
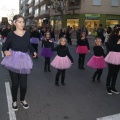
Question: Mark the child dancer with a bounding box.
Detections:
[1,14,37,111]
[105,25,120,95]
[87,38,106,82]
[51,37,73,86]
[40,32,53,72]
[76,31,90,69]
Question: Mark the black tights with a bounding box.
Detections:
[56,69,66,83]
[9,71,27,102]
[78,54,86,68]
[106,64,120,87]
[44,57,50,69]
[92,69,103,80]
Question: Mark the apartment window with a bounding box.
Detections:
[41,4,46,11]
[93,0,101,5]
[111,0,119,6]
[40,0,43,3]
[29,7,32,13]
[35,9,39,17]
[35,0,39,5]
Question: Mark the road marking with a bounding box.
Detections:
[5,82,17,120]
[97,113,120,120]
[1,51,4,58]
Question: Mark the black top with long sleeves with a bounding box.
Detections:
[77,38,90,50]
[30,31,40,39]
[42,39,53,48]
[93,46,105,57]
[2,31,35,53]
[52,45,73,63]
[108,36,120,52]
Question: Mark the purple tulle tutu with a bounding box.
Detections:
[1,50,33,74]
[51,38,55,42]
[51,55,72,69]
[105,52,120,65]
[76,46,88,54]
[87,56,106,69]
[30,37,39,44]
[41,36,45,41]
[40,48,53,57]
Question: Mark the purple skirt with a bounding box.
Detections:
[76,46,89,54]
[105,52,120,65]
[51,55,72,69]
[87,56,106,69]
[40,48,53,57]
[1,50,33,74]
[41,36,45,41]
[30,37,39,44]
[51,38,55,42]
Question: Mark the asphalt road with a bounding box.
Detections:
[0,37,120,120]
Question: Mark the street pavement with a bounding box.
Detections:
[0,36,120,120]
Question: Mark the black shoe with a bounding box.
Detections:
[55,82,59,86]
[81,67,85,70]
[111,87,119,94]
[12,102,18,111]
[48,69,51,72]
[106,87,113,95]
[97,79,101,82]
[61,82,66,86]
[21,100,29,109]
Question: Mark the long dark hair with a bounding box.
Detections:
[12,14,24,31]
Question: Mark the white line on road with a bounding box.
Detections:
[5,82,17,120]
[97,113,120,120]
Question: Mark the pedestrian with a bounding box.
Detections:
[97,24,105,44]
[1,14,37,111]
[87,38,106,82]
[76,31,90,69]
[30,26,40,58]
[50,27,55,42]
[51,37,73,86]
[40,32,53,72]
[105,25,120,95]
[104,26,112,54]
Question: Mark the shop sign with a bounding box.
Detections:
[85,14,100,19]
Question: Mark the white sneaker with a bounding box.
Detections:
[12,102,18,111]
[21,100,29,109]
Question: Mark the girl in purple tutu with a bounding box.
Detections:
[87,38,106,82]
[40,32,53,72]
[105,25,120,95]
[1,14,37,111]
[76,31,90,69]
[51,37,73,86]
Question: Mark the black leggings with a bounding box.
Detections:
[45,57,50,67]
[92,69,103,80]
[31,43,38,53]
[78,54,86,67]
[9,71,27,102]
[56,69,66,82]
[106,64,120,87]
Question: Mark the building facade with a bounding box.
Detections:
[19,0,120,33]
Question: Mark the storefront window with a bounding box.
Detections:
[85,20,100,34]
[106,20,119,28]
[67,19,79,30]
[54,20,62,30]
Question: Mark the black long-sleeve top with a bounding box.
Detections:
[52,45,73,63]
[108,36,120,52]
[30,31,40,39]
[93,46,105,57]
[77,38,90,50]
[2,31,35,53]
[1,29,11,37]
[42,39,53,48]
